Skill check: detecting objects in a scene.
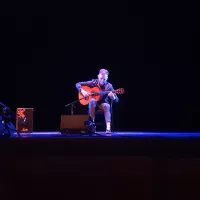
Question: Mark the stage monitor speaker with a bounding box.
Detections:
[60,115,88,133]
[16,108,34,133]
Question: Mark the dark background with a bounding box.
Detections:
[1,6,200,132]
[1,5,200,200]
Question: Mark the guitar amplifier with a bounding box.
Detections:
[60,115,88,134]
[16,108,34,133]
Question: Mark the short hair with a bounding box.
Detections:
[99,69,109,75]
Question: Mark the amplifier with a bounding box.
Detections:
[16,108,34,133]
[60,115,88,133]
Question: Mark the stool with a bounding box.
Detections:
[94,102,114,132]
[85,100,114,133]
[94,109,106,131]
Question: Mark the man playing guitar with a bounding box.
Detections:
[75,69,119,134]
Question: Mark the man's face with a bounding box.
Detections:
[98,73,108,85]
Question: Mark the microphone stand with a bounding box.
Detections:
[0,101,21,137]
[64,95,88,115]
[65,99,80,115]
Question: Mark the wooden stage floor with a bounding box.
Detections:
[1,131,200,156]
[9,131,200,138]
[1,131,200,199]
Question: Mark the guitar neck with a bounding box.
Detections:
[92,90,113,96]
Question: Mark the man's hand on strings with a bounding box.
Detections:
[108,91,116,100]
[81,89,90,99]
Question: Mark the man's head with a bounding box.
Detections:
[98,69,109,85]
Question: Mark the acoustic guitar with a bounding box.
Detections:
[78,85,125,105]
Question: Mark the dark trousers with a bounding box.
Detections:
[88,98,111,123]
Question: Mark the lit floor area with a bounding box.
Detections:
[10,131,200,138]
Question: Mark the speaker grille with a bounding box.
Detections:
[60,115,88,133]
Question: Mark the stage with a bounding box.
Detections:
[8,131,200,138]
[1,131,200,200]
[1,131,200,156]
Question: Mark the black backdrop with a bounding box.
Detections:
[1,12,200,132]
[1,6,200,200]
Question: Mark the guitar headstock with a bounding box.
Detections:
[114,88,125,94]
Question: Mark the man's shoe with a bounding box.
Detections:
[105,129,112,134]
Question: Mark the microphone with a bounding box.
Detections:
[65,103,76,108]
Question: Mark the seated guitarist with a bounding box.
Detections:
[75,69,119,134]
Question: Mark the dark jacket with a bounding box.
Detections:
[75,79,119,104]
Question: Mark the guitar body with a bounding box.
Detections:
[78,86,101,105]
[78,85,125,105]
